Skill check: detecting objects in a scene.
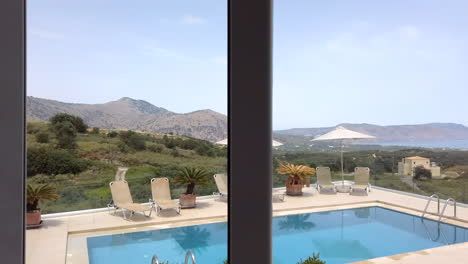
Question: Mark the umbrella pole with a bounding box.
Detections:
[341,140,344,186]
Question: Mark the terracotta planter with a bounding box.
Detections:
[304,177,311,187]
[27,210,41,226]
[286,184,303,196]
[179,193,197,208]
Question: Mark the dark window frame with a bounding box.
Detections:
[229,1,272,264]
[0,0,272,263]
[0,0,26,263]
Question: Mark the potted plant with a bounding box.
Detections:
[277,163,315,196]
[27,184,59,227]
[173,167,211,208]
[304,175,312,187]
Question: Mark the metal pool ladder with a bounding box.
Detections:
[422,194,440,218]
[185,250,196,264]
[151,254,160,264]
[151,250,196,264]
[439,197,457,221]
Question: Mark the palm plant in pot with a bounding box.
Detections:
[173,167,211,208]
[277,163,315,196]
[27,184,59,226]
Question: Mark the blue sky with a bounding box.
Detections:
[28,1,468,130]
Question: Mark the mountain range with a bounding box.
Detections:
[26,96,468,145]
[26,96,227,142]
[275,123,468,142]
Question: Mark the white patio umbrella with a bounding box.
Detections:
[311,126,375,185]
[216,139,228,145]
[272,140,283,147]
[216,138,283,147]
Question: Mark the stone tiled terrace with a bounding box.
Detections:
[27,186,468,264]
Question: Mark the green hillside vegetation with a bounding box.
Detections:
[27,113,468,213]
[27,114,227,213]
[273,149,468,202]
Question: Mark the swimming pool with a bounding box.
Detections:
[87,206,468,264]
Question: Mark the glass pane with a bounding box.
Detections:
[273,1,468,264]
[26,1,227,264]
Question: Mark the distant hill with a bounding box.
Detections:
[26,96,227,142]
[275,123,468,142]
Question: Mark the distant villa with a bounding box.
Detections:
[397,156,441,178]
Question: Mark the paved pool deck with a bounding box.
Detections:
[26,186,468,264]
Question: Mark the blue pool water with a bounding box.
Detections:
[87,206,468,264]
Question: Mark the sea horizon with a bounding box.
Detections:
[374,139,468,150]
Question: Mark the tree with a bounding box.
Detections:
[119,130,146,151]
[49,113,88,133]
[413,166,432,181]
[52,121,77,149]
[35,132,49,143]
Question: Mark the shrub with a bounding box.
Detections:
[214,147,227,157]
[90,127,100,134]
[35,132,50,143]
[180,139,199,150]
[27,122,47,134]
[413,166,432,181]
[59,186,87,204]
[165,139,176,149]
[296,253,326,264]
[28,174,52,184]
[49,113,88,133]
[129,184,151,202]
[148,144,165,153]
[117,141,131,153]
[195,144,212,156]
[27,147,88,176]
[107,131,118,138]
[171,149,180,157]
[119,130,146,150]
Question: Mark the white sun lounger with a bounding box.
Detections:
[213,173,228,200]
[108,181,154,220]
[316,167,337,193]
[150,178,181,215]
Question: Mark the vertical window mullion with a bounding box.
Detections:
[229,1,272,264]
[0,0,26,263]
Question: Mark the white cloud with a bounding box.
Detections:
[181,15,207,25]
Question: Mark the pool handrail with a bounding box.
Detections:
[439,197,457,221]
[185,250,196,264]
[422,194,440,218]
[152,254,160,264]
